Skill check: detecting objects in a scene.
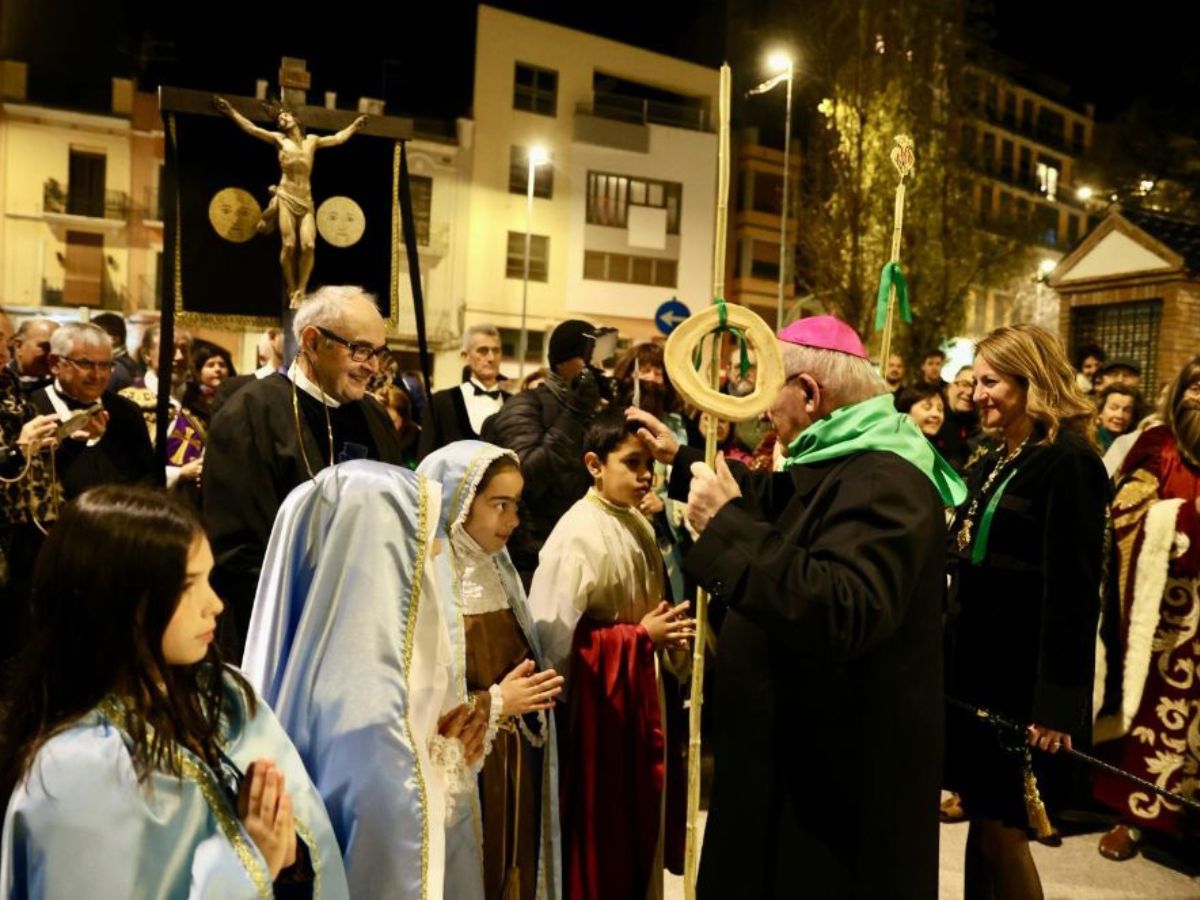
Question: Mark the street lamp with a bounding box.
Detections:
[749,51,795,330]
[519,145,550,378]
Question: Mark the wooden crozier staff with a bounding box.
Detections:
[876,135,915,372]
[663,62,786,899]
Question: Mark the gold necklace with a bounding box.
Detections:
[291,374,336,481]
[955,434,1030,552]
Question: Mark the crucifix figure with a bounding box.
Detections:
[213,96,367,306]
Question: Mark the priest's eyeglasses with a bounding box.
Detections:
[317,327,391,363]
[60,356,116,374]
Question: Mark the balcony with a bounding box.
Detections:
[578,90,709,132]
[42,277,126,309]
[42,179,129,231]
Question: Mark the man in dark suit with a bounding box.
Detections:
[417,323,509,459]
[30,322,156,500]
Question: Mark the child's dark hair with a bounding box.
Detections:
[895,382,944,414]
[0,485,253,801]
[477,453,521,493]
[583,406,644,460]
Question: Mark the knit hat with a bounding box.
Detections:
[548,319,595,367]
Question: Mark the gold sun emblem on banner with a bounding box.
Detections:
[207,188,262,243]
[316,196,366,248]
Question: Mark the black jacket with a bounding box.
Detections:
[417,384,509,460]
[480,384,591,575]
[672,445,946,899]
[202,374,404,650]
[30,388,157,498]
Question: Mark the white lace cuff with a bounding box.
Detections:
[518,709,549,749]
[482,684,504,764]
[429,734,474,823]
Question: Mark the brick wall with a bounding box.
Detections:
[1056,274,1200,390]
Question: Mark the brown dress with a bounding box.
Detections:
[465,609,544,900]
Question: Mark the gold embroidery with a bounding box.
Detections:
[294,815,322,898]
[401,480,433,899]
[97,698,272,898]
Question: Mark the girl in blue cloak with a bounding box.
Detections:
[418,441,565,900]
[0,485,347,899]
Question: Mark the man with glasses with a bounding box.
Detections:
[203,285,404,654]
[7,318,59,397]
[29,322,155,500]
[935,365,983,473]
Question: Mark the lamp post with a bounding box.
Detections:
[519,145,550,378]
[749,52,795,330]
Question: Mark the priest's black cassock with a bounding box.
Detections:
[202,373,403,653]
[670,445,945,899]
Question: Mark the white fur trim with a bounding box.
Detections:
[1094,498,1186,743]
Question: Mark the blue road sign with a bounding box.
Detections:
[654,298,691,335]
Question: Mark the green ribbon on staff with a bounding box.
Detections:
[875,260,913,331]
[692,297,751,380]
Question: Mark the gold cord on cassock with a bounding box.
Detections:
[291,369,336,481]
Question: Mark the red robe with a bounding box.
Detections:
[561,619,665,900]
[1094,426,1200,832]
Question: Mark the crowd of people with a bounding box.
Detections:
[0,288,1198,899]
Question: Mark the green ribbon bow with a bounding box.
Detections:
[874,261,913,331]
[692,297,751,380]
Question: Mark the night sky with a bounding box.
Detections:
[2,1,1195,129]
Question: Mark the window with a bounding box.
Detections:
[1036,107,1065,147]
[1021,99,1034,131]
[752,172,784,215]
[63,231,104,306]
[513,63,557,116]
[68,149,106,218]
[408,174,432,246]
[749,239,780,281]
[1035,161,1059,201]
[1072,122,1086,154]
[508,146,554,198]
[583,250,677,288]
[498,327,545,363]
[506,232,549,281]
[1034,204,1059,247]
[981,132,995,172]
[586,171,682,234]
[1071,299,1162,389]
[1018,147,1032,186]
[999,139,1013,179]
[1003,91,1016,125]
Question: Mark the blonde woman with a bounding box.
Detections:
[945,324,1109,899]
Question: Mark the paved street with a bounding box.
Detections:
[664,814,1200,898]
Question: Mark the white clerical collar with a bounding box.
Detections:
[289,361,341,408]
[255,363,277,380]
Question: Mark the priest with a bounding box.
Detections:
[629,315,964,898]
[203,285,404,652]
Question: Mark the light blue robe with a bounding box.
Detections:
[0,668,348,900]
[241,460,455,900]
[417,440,563,900]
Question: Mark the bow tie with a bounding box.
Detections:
[472,385,501,399]
[59,393,94,411]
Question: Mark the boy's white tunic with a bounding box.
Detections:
[528,487,681,900]
[529,489,665,676]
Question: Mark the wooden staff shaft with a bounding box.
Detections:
[878,179,907,377]
[684,62,731,900]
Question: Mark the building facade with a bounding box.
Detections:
[465,4,720,370]
[959,63,1095,335]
